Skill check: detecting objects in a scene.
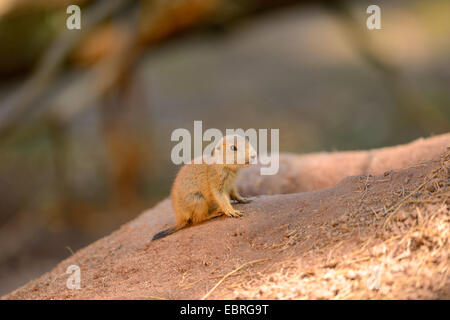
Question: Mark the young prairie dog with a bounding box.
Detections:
[152,135,257,241]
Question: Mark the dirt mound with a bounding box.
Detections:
[238,133,450,195]
[3,136,449,300]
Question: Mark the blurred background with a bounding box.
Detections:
[0,0,449,295]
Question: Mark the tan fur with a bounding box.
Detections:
[152,135,257,240]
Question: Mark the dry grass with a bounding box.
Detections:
[201,258,271,300]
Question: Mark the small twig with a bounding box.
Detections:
[374,178,391,183]
[360,175,371,203]
[66,246,75,256]
[396,164,427,172]
[406,199,446,204]
[341,256,371,266]
[149,295,168,300]
[370,206,380,218]
[382,175,435,229]
[201,258,270,300]
[349,237,373,258]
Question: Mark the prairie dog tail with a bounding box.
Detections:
[152,223,186,241]
[152,227,176,241]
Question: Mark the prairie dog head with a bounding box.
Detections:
[212,135,257,168]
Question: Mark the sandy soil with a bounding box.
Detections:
[238,133,450,195]
[2,134,449,300]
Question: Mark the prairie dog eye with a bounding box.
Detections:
[230,145,237,151]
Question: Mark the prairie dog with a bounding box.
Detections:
[152,135,257,241]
